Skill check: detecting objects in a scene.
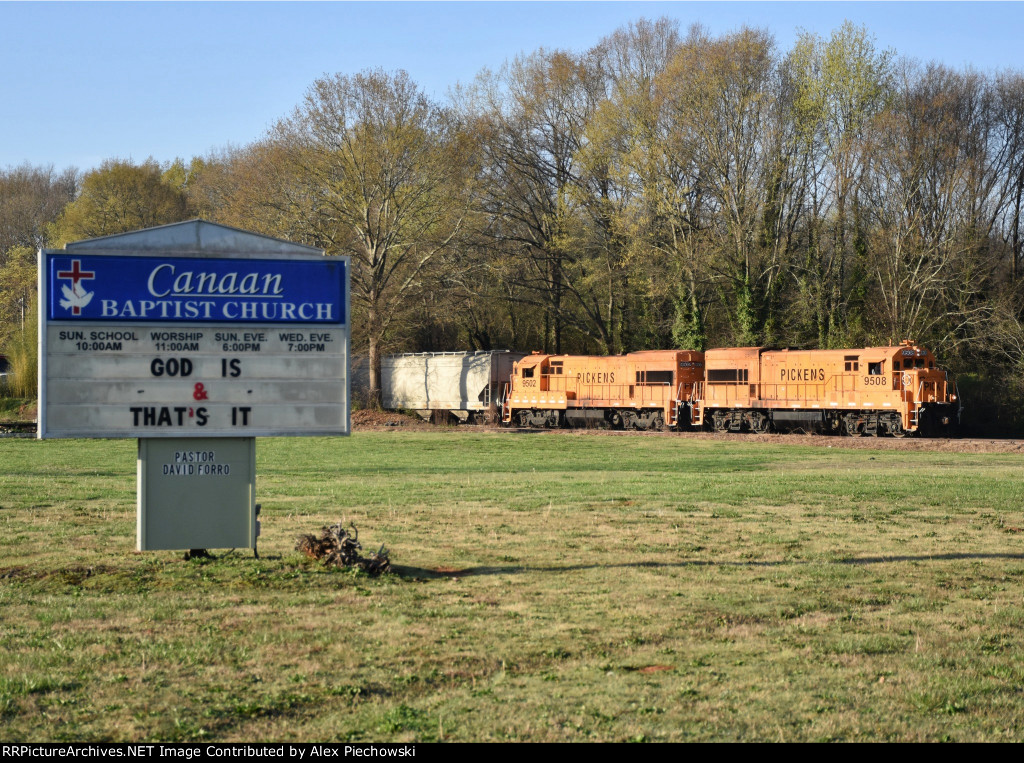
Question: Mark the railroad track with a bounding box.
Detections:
[3,418,1018,453]
[497,425,1023,452]
[0,420,36,437]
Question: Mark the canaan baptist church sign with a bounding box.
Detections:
[38,220,350,552]
[39,220,350,438]
[48,255,341,323]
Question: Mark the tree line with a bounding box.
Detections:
[4,18,1024,432]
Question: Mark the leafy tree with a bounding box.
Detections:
[790,21,895,347]
[0,295,37,398]
[48,158,190,246]
[569,18,686,352]
[93,16,1024,432]
[185,143,306,242]
[658,27,796,346]
[0,245,36,352]
[0,247,38,398]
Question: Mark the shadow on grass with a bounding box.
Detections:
[393,552,1024,579]
[838,552,1024,565]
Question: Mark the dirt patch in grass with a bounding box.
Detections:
[0,564,116,582]
[433,566,467,576]
[636,665,674,674]
[351,409,432,430]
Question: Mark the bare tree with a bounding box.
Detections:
[863,62,1001,348]
[469,49,606,353]
[993,72,1024,283]
[0,163,78,259]
[269,70,474,404]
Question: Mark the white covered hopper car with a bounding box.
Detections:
[382,350,526,423]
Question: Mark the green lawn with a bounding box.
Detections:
[0,430,1022,741]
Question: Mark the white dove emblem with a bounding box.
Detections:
[60,284,94,315]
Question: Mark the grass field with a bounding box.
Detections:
[1,429,1022,742]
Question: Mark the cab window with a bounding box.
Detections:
[708,369,748,383]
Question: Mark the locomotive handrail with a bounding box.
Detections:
[702,369,915,407]
[704,370,921,405]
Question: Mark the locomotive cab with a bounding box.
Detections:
[504,354,561,427]
[515,354,550,390]
[891,343,960,435]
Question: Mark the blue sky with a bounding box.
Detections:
[3,1,1022,172]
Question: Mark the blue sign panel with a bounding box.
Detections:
[45,253,346,324]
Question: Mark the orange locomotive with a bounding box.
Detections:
[692,341,959,436]
[502,350,705,430]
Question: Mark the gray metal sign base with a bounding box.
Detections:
[137,437,258,552]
